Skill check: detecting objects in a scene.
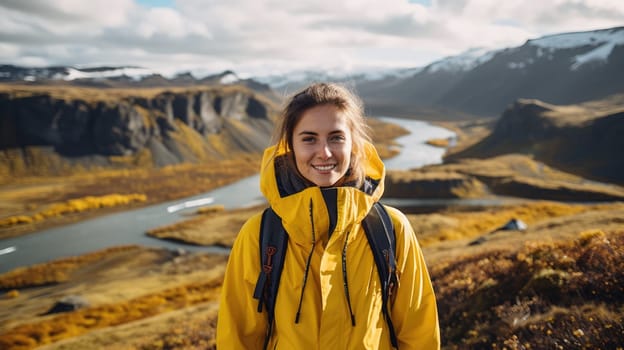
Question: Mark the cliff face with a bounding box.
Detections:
[445,97,624,184]
[0,85,278,175]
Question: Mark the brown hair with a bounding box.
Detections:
[272,82,371,186]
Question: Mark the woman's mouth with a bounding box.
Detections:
[312,164,336,171]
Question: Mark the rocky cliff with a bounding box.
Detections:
[445,95,624,184]
[0,85,279,176]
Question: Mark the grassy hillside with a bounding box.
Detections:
[385,154,624,203]
[445,94,624,185]
[1,201,622,349]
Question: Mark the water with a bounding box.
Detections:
[380,117,456,170]
[0,117,455,273]
[0,175,263,273]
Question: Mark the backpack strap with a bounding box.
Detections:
[253,207,288,350]
[362,202,399,349]
[253,203,399,349]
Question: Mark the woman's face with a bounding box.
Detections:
[292,104,353,187]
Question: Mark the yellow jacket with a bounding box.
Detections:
[217,143,440,349]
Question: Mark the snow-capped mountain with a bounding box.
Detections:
[0,65,157,82]
[254,26,624,119]
[0,64,273,92]
[2,26,622,118]
[253,66,422,95]
[355,26,624,118]
[528,28,624,70]
[62,66,156,81]
[424,47,498,74]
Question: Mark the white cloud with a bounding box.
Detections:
[0,0,135,36]
[135,7,211,38]
[0,0,623,76]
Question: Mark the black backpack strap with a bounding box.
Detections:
[362,202,399,349]
[253,207,288,350]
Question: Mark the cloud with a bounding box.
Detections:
[432,0,624,34]
[0,0,623,76]
[134,7,211,39]
[0,0,134,32]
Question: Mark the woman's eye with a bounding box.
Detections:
[302,137,316,143]
[330,135,346,142]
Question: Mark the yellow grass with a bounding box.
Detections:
[0,194,147,228]
[0,246,141,289]
[170,120,213,161]
[0,83,278,106]
[367,117,408,160]
[147,216,212,237]
[196,205,226,215]
[146,205,261,247]
[577,229,606,245]
[0,156,261,239]
[4,290,19,299]
[0,280,223,350]
[0,199,621,349]
[426,138,450,147]
[412,201,593,246]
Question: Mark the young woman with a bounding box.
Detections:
[216,83,440,349]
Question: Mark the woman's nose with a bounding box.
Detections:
[317,142,332,159]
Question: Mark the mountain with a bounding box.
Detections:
[0,65,154,83]
[0,65,273,93]
[357,26,624,118]
[5,26,621,120]
[248,26,624,119]
[253,66,422,95]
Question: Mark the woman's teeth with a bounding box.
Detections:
[313,164,335,171]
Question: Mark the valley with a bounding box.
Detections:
[2,91,623,349]
[1,25,623,349]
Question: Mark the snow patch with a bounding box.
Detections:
[529,28,624,50]
[219,72,239,84]
[571,41,617,70]
[254,65,423,90]
[527,28,624,70]
[64,67,156,81]
[507,62,526,69]
[427,47,498,73]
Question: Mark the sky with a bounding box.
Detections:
[1,0,623,78]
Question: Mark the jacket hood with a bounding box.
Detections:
[259,142,385,246]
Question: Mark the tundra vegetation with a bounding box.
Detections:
[0,85,623,349]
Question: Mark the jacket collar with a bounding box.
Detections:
[259,142,385,246]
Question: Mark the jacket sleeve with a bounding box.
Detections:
[216,212,268,349]
[386,206,441,350]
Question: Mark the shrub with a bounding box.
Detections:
[5,289,19,298]
[431,230,624,349]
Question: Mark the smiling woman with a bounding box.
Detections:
[216,82,440,350]
[291,104,353,187]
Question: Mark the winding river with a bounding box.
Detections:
[0,117,456,273]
